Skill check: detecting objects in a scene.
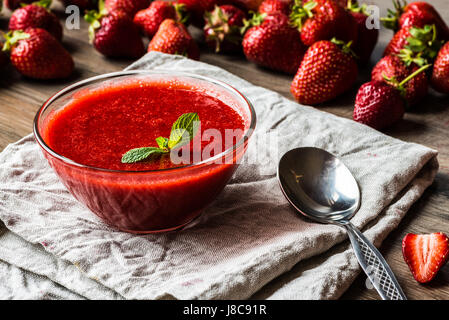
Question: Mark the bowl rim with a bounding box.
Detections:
[33,70,257,174]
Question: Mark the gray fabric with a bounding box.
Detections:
[0,52,439,299]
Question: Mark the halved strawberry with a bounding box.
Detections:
[402,232,449,284]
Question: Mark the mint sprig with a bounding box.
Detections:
[121,113,200,164]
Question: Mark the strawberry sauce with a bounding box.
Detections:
[39,78,249,233]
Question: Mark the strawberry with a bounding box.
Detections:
[85,1,145,58]
[372,55,428,106]
[382,1,449,41]
[58,0,98,10]
[383,24,442,66]
[242,12,306,74]
[2,28,74,79]
[204,5,246,53]
[347,2,378,64]
[291,39,358,105]
[431,41,449,94]
[104,0,151,18]
[148,19,200,60]
[258,0,292,15]
[353,81,405,130]
[290,0,358,47]
[402,232,449,284]
[9,0,63,41]
[177,0,216,27]
[5,0,34,10]
[133,1,184,38]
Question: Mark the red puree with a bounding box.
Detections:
[41,79,248,233]
[44,81,244,170]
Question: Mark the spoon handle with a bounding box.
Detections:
[344,222,407,300]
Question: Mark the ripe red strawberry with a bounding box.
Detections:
[431,41,449,94]
[2,28,74,79]
[5,0,34,10]
[353,81,405,130]
[134,1,183,38]
[177,0,216,27]
[258,0,292,15]
[204,5,246,53]
[58,0,98,10]
[85,8,145,58]
[384,26,412,57]
[383,1,449,41]
[104,0,151,18]
[372,55,428,106]
[148,19,200,60]
[9,1,63,41]
[290,0,358,47]
[291,39,358,105]
[348,9,378,64]
[402,232,449,284]
[242,12,306,74]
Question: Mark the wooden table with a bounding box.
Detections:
[0,0,448,300]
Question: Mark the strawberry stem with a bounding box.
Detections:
[330,38,359,59]
[398,64,431,87]
[240,11,266,35]
[381,0,407,31]
[2,30,30,52]
[290,0,317,31]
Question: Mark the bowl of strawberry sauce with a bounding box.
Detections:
[34,70,256,233]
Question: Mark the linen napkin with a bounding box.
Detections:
[0,52,439,300]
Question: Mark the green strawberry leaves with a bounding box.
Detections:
[398,24,443,66]
[380,0,407,31]
[2,30,30,52]
[290,0,317,31]
[121,113,200,164]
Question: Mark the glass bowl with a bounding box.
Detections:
[34,70,256,234]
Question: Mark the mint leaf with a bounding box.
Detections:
[168,113,200,149]
[156,136,169,149]
[121,147,166,164]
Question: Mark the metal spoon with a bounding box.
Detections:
[278,147,407,300]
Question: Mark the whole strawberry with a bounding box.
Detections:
[134,1,186,38]
[204,5,246,53]
[58,0,98,10]
[258,0,292,15]
[104,0,151,18]
[291,39,358,105]
[382,1,449,41]
[290,0,358,47]
[148,19,200,60]
[372,55,428,106]
[242,12,306,74]
[353,81,405,130]
[431,41,449,94]
[9,0,63,41]
[5,0,35,10]
[85,3,145,58]
[177,0,216,27]
[2,28,74,79]
[348,4,378,64]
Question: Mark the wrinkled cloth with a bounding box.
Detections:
[0,52,439,300]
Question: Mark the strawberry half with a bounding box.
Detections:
[204,5,246,53]
[431,41,449,94]
[9,0,63,41]
[148,19,200,60]
[290,0,358,47]
[291,39,358,105]
[2,28,74,79]
[402,232,449,284]
[242,12,306,74]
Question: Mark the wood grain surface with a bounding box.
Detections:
[0,0,448,300]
